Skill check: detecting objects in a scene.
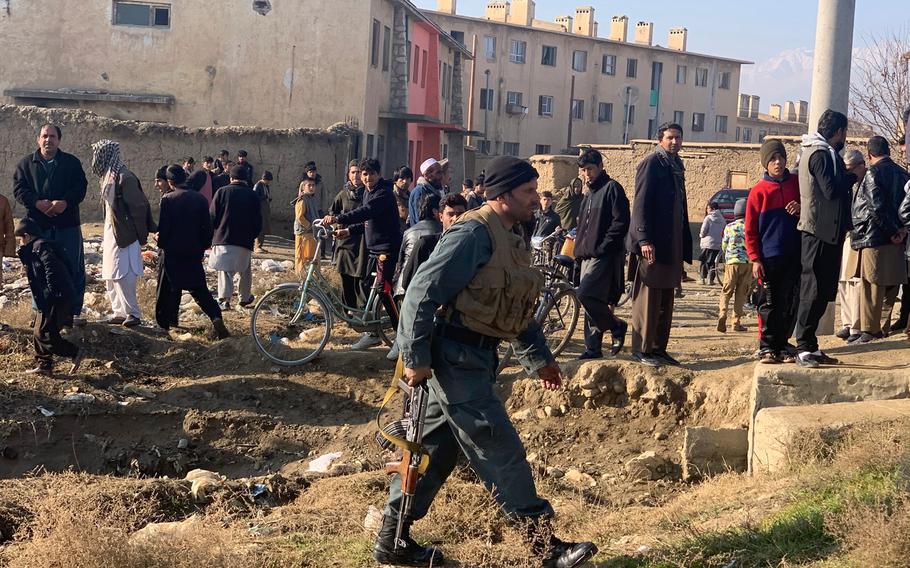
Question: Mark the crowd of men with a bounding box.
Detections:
[4,113,910,566]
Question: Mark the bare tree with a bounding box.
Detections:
[849,28,910,148]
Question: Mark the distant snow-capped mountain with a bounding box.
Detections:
[740,48,814,112]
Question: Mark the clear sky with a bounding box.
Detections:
[413,0,910,111]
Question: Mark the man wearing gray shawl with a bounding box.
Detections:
[91,139,155,327]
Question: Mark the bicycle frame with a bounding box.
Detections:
[299,221,393,330]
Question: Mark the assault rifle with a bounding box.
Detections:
[378,375,430,550]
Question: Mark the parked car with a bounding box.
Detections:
[709,188,750,222]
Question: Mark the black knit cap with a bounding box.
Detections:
[14,217,44,238]
[483,156,539,200]
[760,139,787,169]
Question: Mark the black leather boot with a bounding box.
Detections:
[524,516,598,568]
[372,514,444,567]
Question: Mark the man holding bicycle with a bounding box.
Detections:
[323,158,402,349]
[373,156,597,568]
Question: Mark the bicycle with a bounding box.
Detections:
[250,220,398,366]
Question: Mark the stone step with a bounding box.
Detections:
[751,398,910,473]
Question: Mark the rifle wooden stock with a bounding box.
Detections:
[385,450,419,494]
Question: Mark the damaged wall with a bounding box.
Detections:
[0,105,358,232]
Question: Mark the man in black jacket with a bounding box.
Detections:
[848,136,909,343]
[209,165,262,310]
[323,158,403,350]
[13,124,88,324]
[794,110,859,367]
[15,218,82,376]
[155,166,229,339]
[627,123,692,368]
[574,149,630,359]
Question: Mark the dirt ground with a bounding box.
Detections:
[1,227,909,566]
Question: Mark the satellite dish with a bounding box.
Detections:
[617,85,640,105]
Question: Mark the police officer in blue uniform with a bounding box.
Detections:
[373,156,598,567]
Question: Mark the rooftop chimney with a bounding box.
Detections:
[668,27,687,51]
[555,15,573,33]
[436,0,457,14]
[796,100,808,123]
[484,1,509,23]
[634,21,653,46]
[573,6,595,37]
[749,95,760,119]
[784,101,797,122]
[769,104,782,121]
[609,15,628,42]
[508,0,534,26]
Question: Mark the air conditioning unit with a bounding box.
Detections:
[506,103,528,115]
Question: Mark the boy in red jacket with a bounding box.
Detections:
[745,139,802,363]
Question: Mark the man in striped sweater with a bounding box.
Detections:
[745,139,802,364]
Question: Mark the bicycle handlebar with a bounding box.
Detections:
[313,219,335,239]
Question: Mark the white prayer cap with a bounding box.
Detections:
[420,158,439,175]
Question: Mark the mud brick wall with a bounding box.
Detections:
[531,136,889,224]
[0,105,359,235]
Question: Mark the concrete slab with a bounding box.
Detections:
[747,365,910,472]
[751,399,910,473]
[682,427,749,480]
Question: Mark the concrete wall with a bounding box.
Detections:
[0,105,357,232]
[0,0,374,129]
[425,10,745,156]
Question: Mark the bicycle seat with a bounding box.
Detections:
[553,255,574,268]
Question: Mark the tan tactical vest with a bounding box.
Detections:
[452,205,543,339]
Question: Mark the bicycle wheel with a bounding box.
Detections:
[250,284,333,366]
[539,287,580,357]
[372,295,398,348]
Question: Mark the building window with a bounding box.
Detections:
[509,40,527,64]
[759,129,768,142]
[370,20,381,67]
[484,36,497,60]
[451,30,465,46]
[628,104,635,124]
[602,54,616,76]
[598,102,613,123]
[441,143,449,159]
[719,71,731,90]
[538,95,554,116]
[440,62,449,99]
[735,126,741,142]
[695,67,708,87]
[366,134,375,158]
[503,142,520,156]
[113,1,170,28]
[715,115,728,133]
[626,58,637,78]
[572,50,587,72]
[676,65,687,84]
[541,45,557,67]
[382,26,391,71]
[421,49,428,87]
[413,45,420,83]
[571,99,585,120]
[406,40,412,79]
[535,144,551,155]
[692,112,705,132]
[480,88,495,111]
[377,135,386,161]
[673,111,684,125]
[477,139,492,154]
[506,91,523,107]
[743,128,752,142]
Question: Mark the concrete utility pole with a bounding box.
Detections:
[808,0,856,132]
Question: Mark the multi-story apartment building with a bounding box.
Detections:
[0,0,471,182]
[425,0,750,157]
